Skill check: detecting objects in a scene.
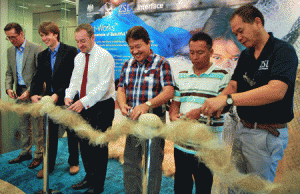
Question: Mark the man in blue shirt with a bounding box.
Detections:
[4,23,44,169]
[30,21,79,179]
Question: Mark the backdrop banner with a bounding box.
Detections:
[78,0,300,80]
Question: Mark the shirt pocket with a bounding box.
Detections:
[143,68,158,90]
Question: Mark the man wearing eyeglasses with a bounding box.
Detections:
[4,23,44,169]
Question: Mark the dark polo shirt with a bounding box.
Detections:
[232,33,298,123]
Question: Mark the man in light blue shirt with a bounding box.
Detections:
[4,23,44,169]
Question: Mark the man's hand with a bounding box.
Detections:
[51,94,59,104]
[7,89,17,99]
[185,108,201,120]
[169,113,183,121]
[65,98,74,106]
[31,95,42,103]
[18,90,30,101]
[200,95,227,117]
[119,103,132,117]
[130,103,150,120]
[68,100,84,113]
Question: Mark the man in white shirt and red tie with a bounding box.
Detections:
[65,23,115,194]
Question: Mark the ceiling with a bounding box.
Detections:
[16,0,76,13]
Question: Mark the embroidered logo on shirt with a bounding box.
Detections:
[258,60,269,70]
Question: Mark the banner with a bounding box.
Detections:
[78,0,300,80]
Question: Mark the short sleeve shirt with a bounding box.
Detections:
[173,63,231,154]
[232,33,298,123]
[118,51,174,108]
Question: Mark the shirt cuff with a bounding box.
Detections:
[80,96,90,109]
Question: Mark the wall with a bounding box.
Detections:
[0,0,77,154]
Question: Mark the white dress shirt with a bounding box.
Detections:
[65,43,115,109]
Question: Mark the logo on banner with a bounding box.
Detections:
[87,4,94,13]
[119,3,130,14]
[258,60,269,70]
[136,3,164,11]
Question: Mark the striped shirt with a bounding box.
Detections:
[118,51,174,108]
[173,62,231,154]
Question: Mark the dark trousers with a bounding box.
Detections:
[47,117,80,171]
[47,120,59,171]
[174,148,213,194]
[66,127,79,166]
[79,98,115,190]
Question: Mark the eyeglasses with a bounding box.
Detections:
[6,35,19,41]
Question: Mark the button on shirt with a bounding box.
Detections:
[65,44,115,109]
[118,51,174,108]
[16,39,26,85]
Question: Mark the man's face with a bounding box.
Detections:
[231,15,260,48]
[75,29,95,54]
[189,40,212,67]
[127,38,151,63]
[110,0,123,6]
[211,39,240,74]
[5,28,24,48]
[39,32,58,49]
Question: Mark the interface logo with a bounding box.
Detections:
[136,3,164,11]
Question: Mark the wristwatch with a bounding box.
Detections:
[145,101,152,108]
[226,94,234,106]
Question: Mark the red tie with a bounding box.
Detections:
[80,54,90,99]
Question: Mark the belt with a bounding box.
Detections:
[240,119,287,137]
[197,117,223,127]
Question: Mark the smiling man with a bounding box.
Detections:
[117,26,174,194]
[65,23,115,194]
[200,4,299,188]
[30,21,79,179]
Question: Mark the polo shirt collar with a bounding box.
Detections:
[262,32,275,53]
[187,62,215,76]
[248,32,274,57]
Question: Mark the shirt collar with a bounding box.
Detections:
[248,32,274,57]
[86,43,96,56]
[263,32,274,52]
[187,62,215,76]
[49,42,60,54]
[16,39,26,52]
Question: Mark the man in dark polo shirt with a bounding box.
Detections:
[199,3,298,186]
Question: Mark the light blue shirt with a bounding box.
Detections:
[49,42,60,92]
[16,39,26,85]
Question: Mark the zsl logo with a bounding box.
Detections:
[119,3,130,13]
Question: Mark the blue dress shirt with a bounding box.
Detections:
[16,39,26,85]
[49,42,60,92]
